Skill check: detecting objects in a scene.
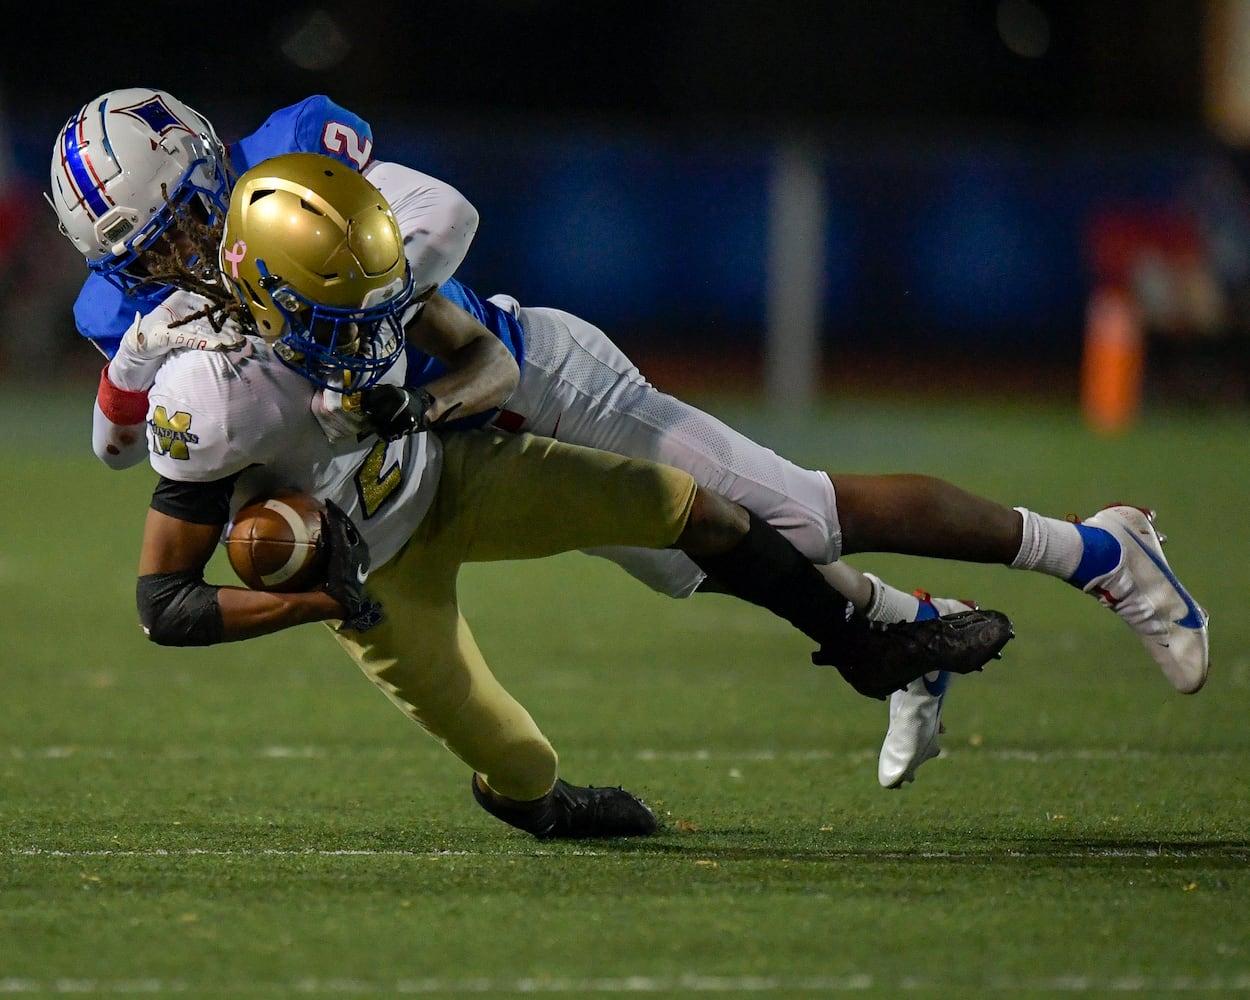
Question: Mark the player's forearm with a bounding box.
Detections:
[138,571,343,646]
[92,398,149,470]
[421,335,519,423]
[400,291,520,425]
[215,586,345,641]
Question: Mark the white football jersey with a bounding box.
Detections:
[147,338,442,570]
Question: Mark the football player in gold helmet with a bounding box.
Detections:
[130,154,1015,838]
[53,92,1001,792]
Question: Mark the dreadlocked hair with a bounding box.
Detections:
[131,184,246,334]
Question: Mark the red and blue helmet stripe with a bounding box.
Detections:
[58,100,114,220]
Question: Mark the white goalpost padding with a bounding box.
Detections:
[765,141,826,410]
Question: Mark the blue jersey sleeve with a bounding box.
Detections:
[230,96,375,175]
[72,273,175,360]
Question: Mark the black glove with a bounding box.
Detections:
[321,499,384,632]
[360,385,433,441]
[359,384,463,442]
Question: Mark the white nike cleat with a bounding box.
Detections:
[1079,505,1210,694]
[877,594,975,789]
[879,672,946,788]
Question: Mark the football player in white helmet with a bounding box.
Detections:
[49,88,477,470]
[48,88,229,296]
[50,87,988,791]
[132,153,1015,837]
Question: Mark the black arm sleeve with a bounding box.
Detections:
[136,569,224,647]
[139,474,240,646]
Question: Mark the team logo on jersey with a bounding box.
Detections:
[113,95,193,138]
[150,406,200,460]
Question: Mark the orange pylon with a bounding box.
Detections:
[1081,287,1144,434]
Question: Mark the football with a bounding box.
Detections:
[225,490,329,592]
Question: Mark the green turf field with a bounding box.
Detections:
[2,383,1247,997]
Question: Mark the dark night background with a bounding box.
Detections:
[1,1,1207,127]
[2,0,1244,400]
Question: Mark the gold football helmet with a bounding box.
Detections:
[220,152,413,390]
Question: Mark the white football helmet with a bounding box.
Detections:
[47,88,229,293]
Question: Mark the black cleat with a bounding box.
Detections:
[813,609,1014,701]
[473,776,659,839]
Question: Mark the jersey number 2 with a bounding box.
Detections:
[355,440,402,518]
[321,122,373,170]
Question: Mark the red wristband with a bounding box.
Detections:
[97,364,150,425]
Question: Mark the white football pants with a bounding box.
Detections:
[491,299,842,598]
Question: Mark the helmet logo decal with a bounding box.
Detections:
[223,240,247,278]
[321,122,373,170]
[112,95,194,139]
[58,105,113,220]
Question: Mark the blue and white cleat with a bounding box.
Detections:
[1077,505,1210,694]
[878,594,975,789]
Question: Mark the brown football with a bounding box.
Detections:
[225,490,329,592]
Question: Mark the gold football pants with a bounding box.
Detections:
[332,429,697,801]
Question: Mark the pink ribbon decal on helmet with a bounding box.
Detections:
[223,240,247,278]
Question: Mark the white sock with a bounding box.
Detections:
[1010,507,1085,580]
[863,573,924,623]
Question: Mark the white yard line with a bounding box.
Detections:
[4,745,1240,763]
[2,974,1250,993]
[9,845,1242,860]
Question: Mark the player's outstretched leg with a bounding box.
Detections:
[472,774,659,839]
[1069,505,1210,693]
[686,503,1014,700]
[875,590,977,788]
